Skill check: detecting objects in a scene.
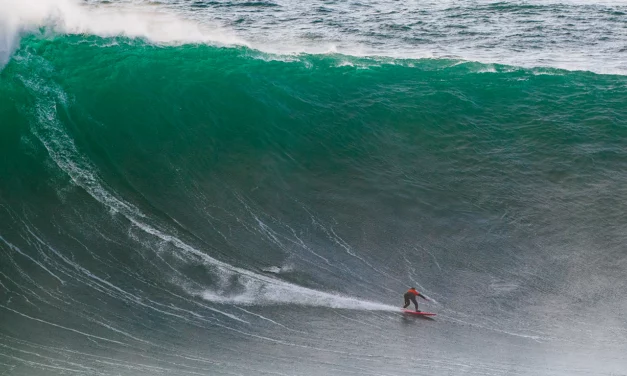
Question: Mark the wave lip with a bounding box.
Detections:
[0,0,247,65]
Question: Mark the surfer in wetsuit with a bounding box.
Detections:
[403,287,428,312]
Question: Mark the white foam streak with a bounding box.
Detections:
[0,235,64,284]
[131,220,396,312]
[0,303,128,346]
[198,281,397,311]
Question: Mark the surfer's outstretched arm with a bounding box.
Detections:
[418,293,429,301]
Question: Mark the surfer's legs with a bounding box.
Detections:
[410,296,419,311]
[403,293,411,308]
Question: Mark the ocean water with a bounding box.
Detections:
[1,0,627,375]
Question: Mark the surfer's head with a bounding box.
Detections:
[409,287,416,290]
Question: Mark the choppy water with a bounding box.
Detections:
[1,0,627,375]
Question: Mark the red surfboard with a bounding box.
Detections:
[402,309,436,316]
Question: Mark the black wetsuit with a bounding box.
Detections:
[403,292,418,310]
[403,290,426,311]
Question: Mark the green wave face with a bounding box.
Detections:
[4,36,626,216]
[1,34,627,375]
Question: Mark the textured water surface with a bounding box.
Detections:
[1,0,627,375]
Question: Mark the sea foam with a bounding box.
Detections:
[0,0,246,65]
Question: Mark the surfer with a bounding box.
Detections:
[403,287,428,312]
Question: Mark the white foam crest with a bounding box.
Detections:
[2,0,624,75]
[0,0,247,63]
